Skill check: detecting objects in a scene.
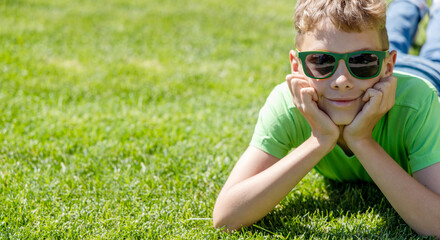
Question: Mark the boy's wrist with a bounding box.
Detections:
[309,134,338,154]
[345,136,376,153]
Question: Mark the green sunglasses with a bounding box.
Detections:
[295,49,390,80]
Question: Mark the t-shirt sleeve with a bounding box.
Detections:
[249,84,308,159]
[407,91,440,172]
[250,105,292,159]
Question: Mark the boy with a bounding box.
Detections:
[213,0,440,236]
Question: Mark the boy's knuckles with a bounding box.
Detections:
[374,82,390,91]
[372,88,382,96]
[376,90,383,98]
[301,87,315,94]
[299,88,310,97]
[365,88,380,98]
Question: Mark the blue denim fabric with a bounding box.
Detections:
[420,6,440,63]
[386,0,440,93]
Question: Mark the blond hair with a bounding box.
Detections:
[294,0,389,49]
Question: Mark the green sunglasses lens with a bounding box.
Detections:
[300,51,385,79]
[348,53,380,78]
[304,53,336,79]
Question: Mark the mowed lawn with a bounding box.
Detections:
[0,0,433,239]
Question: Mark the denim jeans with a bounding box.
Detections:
[386,0,440,93]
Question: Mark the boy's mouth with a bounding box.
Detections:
[325,96,361,107]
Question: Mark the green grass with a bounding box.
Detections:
[0,0,435,239]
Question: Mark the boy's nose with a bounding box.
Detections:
[330,60,354,90]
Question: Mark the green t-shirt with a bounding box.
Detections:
[250,72,440,182]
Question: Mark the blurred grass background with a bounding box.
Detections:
[0,0,434,239]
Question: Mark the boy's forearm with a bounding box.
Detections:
[348,139,440,236]
[213,137,334,231]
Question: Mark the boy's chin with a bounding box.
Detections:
[328,113,356,126]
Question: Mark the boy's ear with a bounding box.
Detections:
[384,50,397,77]
[289,50,300,74]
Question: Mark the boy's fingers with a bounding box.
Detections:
[286,73,307,80]
[299,88,311,107]
[303,87,319,102]
[312,89,318,102]
[300,87,320,114]
[362,88,382,105]
[361,88,385,118]
[379,75,397,84]
[372,76,397,109]
[286,76,324,122]
[286,74,308,86]
[287,75,311,106]
[300,87,315,101]
[286,74,308,92]
[374,76,397,94]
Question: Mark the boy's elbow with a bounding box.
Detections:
[212,210,231,231]
[410,216,440,238]
[212,208,243,232]
[413,228,440,238]
[416,224,440,238]
[212,217,228,231]
[213,218,242,232]
[212,211,223,229]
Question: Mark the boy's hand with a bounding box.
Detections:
[286,74,339,146]
[343,75,397,144]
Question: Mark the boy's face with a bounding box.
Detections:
[291,24,395,126]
